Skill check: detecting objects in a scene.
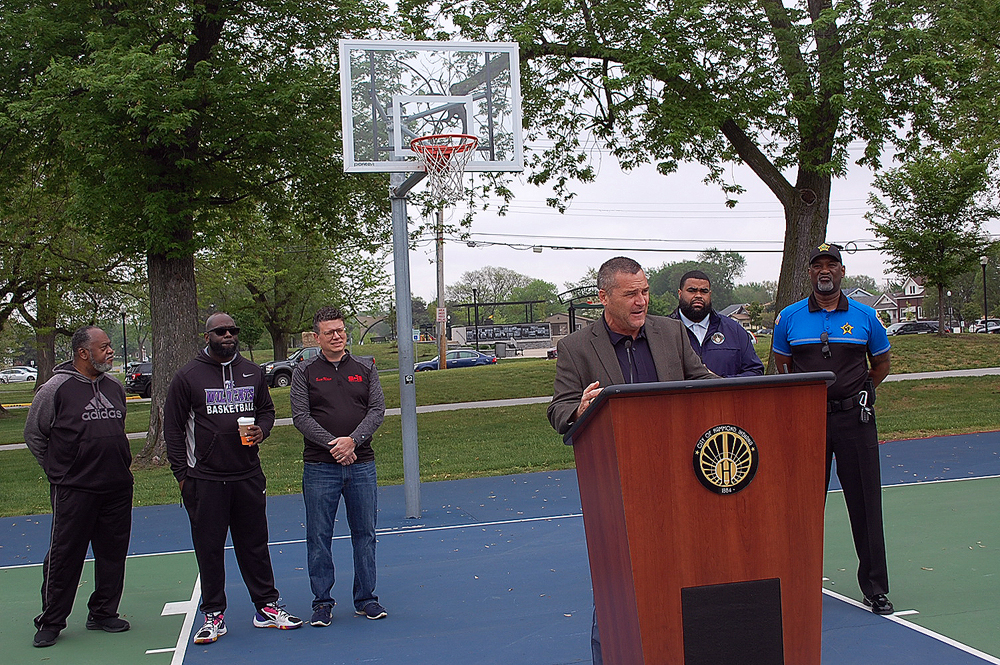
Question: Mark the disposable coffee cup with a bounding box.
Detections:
[237,417,255,446]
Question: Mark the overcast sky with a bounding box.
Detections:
[398,144,1000,305]
[400,145,896,303]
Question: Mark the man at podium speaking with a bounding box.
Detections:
[548,256,715,435]
[772,242,894,616]
[547,255,715,663]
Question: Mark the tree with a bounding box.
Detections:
[405,0,992,338]
[647,250,747,310]
[510,279,560,321]
[867,150,998,334]
[841,275,880,294]
[198,214,391,361]
[0,158,137,391]
[732,281,778,309]
[448,266,535,323]
[2,2,388,462]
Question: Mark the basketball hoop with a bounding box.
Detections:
[410,134,479,204]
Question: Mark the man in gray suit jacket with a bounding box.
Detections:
[547,256,715,664]
[548,256,715,435]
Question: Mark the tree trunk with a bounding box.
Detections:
[135,250,201,466]
[269,326,288,361]
[937,284,946,336]
[33,281,58,387]
[767,173,832,372]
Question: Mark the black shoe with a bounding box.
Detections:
[863,594,894,615]
[33,628,60,647]
[86,615,131,632]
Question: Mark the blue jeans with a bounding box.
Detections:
[302,461,378,611]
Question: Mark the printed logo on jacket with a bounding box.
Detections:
[205,380,255,414]
[82,392,124,421]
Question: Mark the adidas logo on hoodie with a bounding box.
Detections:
[82,392,124,421]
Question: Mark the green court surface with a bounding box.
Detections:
[5,474,999,664]
[823,476,1000,658]
[4,552,198,664]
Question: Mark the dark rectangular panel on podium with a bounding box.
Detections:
[564,373,833,665]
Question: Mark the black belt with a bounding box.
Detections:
[827,395,859,413]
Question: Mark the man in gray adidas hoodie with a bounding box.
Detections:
[24,325,134,648]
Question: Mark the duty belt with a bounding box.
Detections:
[827,395,859,413]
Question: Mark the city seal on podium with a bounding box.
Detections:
[693,424,759,495]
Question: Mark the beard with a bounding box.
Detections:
[90,358,114,374]
[208,337,237,360]
[816,278,836,293]
[679,300,709,322]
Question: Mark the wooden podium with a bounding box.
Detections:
[564,373,834,665]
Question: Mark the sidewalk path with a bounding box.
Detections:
[2,367,998,452]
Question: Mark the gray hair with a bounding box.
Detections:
[71,326,100,354]
[597,256,643,291]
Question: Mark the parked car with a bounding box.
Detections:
[0,367,37,384]
[125,362,153,398]
[969,319,1000,334]
[415,349,498,371]
[261,346,322,387]
[887,321,936,336]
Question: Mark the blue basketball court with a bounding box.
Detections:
[3,432,999,664]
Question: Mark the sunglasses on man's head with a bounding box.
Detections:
[207,326,240,337]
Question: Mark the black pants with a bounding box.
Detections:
[826,407,889,597]
[35,485,133,632]
[181,473,279,614]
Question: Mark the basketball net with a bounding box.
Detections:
[410,134,479,204]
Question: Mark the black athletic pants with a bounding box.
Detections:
[826,406,889,597]
[35,485,133,632]
[181,473,280,614]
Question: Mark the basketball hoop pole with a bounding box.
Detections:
[391,170,425,519]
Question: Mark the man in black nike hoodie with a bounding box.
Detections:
[24,325,133,648]
[165,312,301,645]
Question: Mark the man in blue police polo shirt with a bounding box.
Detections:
[772,243,894,614]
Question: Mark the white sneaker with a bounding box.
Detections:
[193,612,226,644]
[253,603,303,629]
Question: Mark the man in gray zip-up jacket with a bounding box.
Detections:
[291,305,386,626]
[24,326,133,648]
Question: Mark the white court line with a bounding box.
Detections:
[826,473,1000,494]
[270,512,585,547]
[147,574,201,664]
[823,588,1000,664]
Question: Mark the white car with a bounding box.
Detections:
[0,367,38,383]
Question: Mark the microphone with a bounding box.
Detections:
[625,339,634,383]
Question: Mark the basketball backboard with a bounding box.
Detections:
[339,40,523,173]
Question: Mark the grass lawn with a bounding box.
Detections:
[3,333,1000,516]
[1,404,571,517]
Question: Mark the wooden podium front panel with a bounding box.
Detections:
[572,402,646,663]
[577,381,827,665]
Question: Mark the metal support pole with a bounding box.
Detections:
[473,288,480,351]
[391,171,425,518]
[436,208,448,371]
[982,256,989,331]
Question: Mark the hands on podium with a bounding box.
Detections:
[576,381,604,421]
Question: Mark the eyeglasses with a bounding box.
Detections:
[321,327,348,337]
[820,331,831,359]
[207,326,240,337]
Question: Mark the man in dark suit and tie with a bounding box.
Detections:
[547,256,715,663]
